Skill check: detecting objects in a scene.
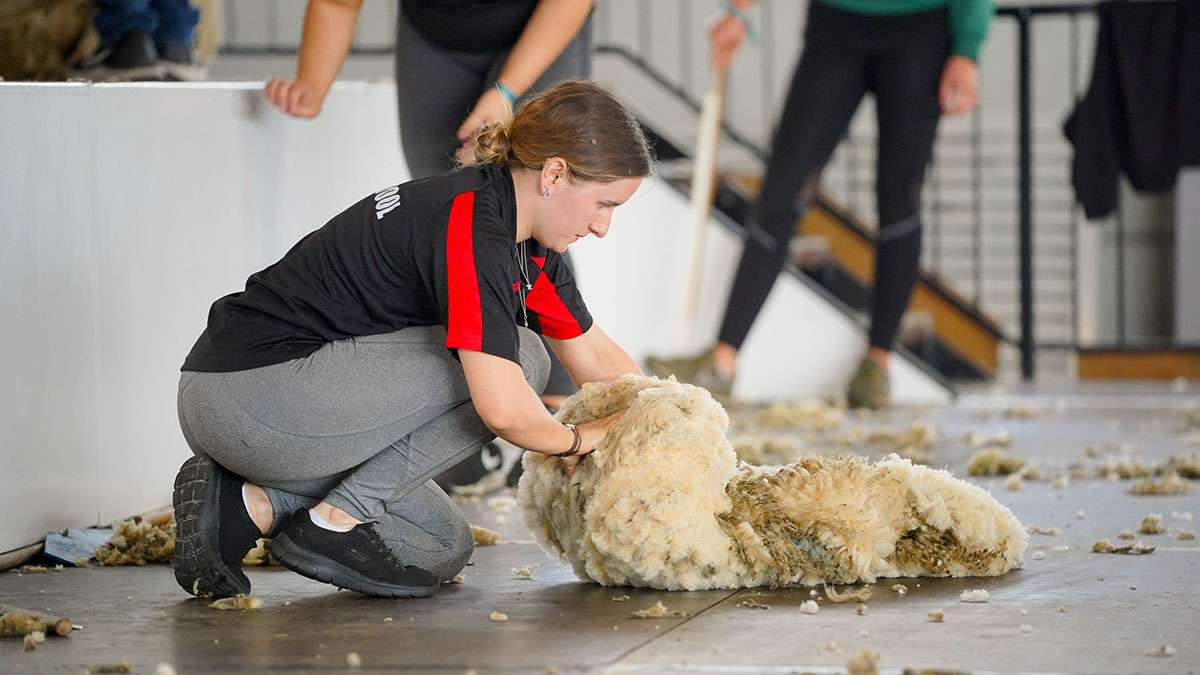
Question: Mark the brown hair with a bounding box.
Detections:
[467,80,653,182]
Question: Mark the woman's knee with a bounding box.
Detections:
[517,328,551,394]
[427,519,475,580]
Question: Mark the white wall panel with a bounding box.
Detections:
[0,84,104,551]
[0,82,407,552]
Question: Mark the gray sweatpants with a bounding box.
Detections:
[176,326,550,580]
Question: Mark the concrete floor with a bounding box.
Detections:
[3,385,1199,674]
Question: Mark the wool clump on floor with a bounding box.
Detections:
[0,610,46,637]
[630,601,687,618]
[23,630,46,651]
[753,400,844,430]
[1129,472,1190,496]
[518,375,1028,591]
[1139,513,1164,534]
[845,649,879,675]
[1092,539,1155,555]
[471,525,501,546]
[209,595,263,610]
[966,447,1026,476]
[95,518,175,566]
[824,585,872,603]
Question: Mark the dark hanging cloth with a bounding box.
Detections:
[1063,0,1200,220]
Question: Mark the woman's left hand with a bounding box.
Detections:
[455,87,512,162]
[939,55,979,115]
[560,410,627,477]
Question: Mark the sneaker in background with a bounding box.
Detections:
[645,348,734,401]
[846,357,891,409]
[158,39,206,81]
[75,30,164,81]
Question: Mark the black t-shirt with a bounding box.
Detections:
[401,0,539,53]
[181,165,592,372]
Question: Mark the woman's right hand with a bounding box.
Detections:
[560,410,626,476]
[264,78,324,118]
[709,0,754,71]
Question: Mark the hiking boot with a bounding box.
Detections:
[645,349,734,400]
[158,39,206,81]
[847,357,890,409]
[172,455,262,598]
[269,510,440,598]
[75,30,165,81]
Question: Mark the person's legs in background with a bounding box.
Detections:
[151,0,202,80]
[82,0,163,80]
[80,0,200,80]
[846,32,947,408]
[393,9,495,179]
[646,37,869,399]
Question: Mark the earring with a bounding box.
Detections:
[543,189,551,200]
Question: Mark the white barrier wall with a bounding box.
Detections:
[0,82,948,554]
[0,82,409,554]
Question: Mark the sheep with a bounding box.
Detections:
[518,375,1028,591]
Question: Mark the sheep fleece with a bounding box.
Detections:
[518,375,1027,590]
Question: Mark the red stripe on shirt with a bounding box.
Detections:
[527,272,584,339]
[445,192,482,350]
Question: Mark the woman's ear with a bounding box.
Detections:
[541,157,570,192]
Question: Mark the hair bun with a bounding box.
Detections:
[472,122,512,166]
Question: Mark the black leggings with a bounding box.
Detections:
[718,1,948,352]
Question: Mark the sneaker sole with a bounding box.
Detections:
[74,63,167,82]
[269,532,439,599]
[172,455,252,599]
[162,62,208,81]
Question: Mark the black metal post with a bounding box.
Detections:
[1017,9,1035,380]
[972,106,984,303]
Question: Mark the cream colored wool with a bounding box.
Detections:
[518,375,1028,591]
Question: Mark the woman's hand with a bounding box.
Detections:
[560,410,626,476]
[709,13,747,71]
[709,0,753,71]
[264,78,324,118]
[938,56,979,116]
[455,87,511,162]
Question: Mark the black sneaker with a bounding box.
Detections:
[172,455,262,598]
[158,39,206,81]
[75,30,165,81]
[269,510,440,598]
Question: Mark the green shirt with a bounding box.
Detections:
[817,0,994,61]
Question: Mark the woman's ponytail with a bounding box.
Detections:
[459,80,652,183]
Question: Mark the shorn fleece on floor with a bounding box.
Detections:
[518,375,1028,591]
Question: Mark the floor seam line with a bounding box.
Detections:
[596,588,743,672]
